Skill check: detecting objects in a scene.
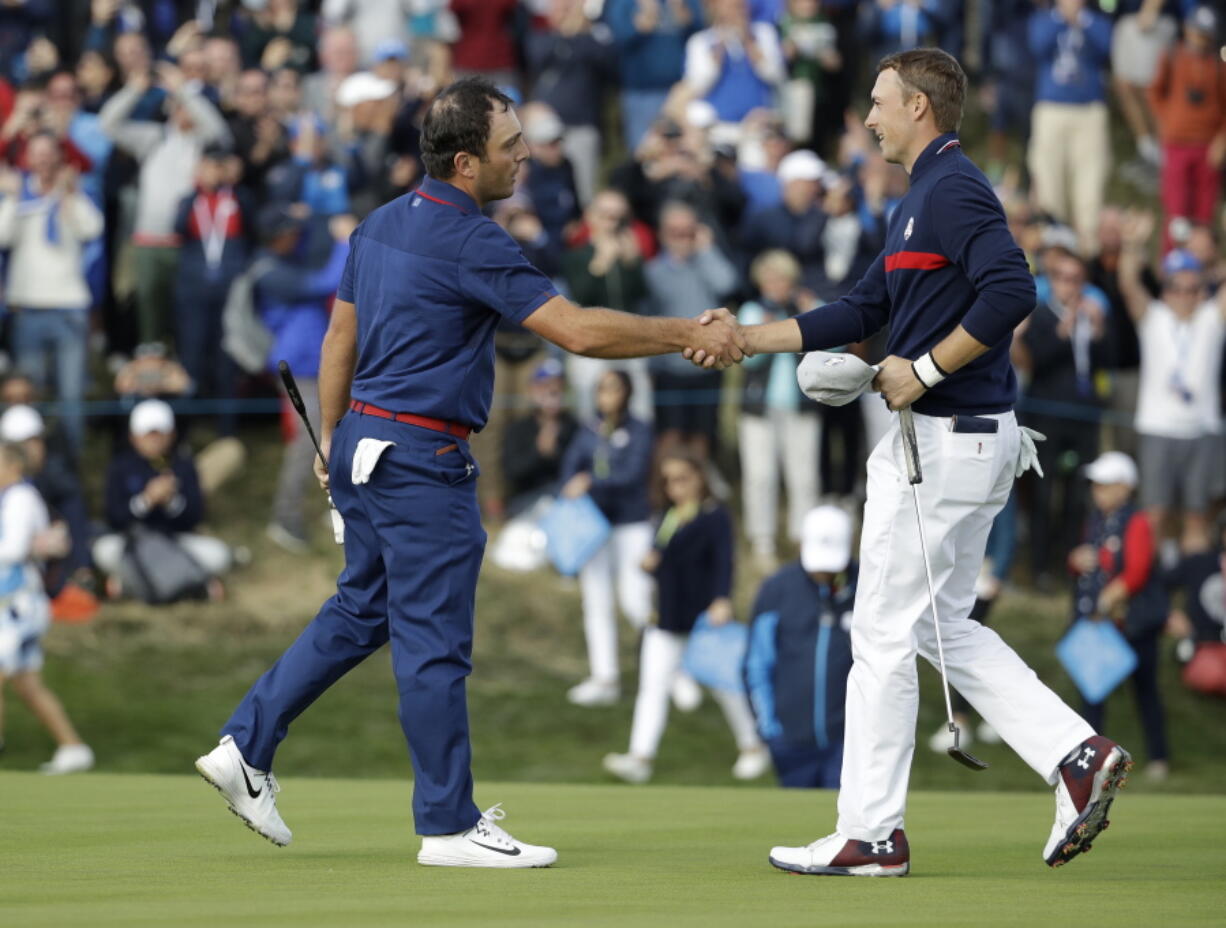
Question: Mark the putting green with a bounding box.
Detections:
[3,773,1222,927]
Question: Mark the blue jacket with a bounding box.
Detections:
[653,502,733,634]
[104,445,204,536]
[796,134,1035,417]
[560,416,652,526]
[604,0,703,92]
[1029,8,1113,106]
[745,561,855,749]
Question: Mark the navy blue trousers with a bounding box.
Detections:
[223,411,486,835]
[767,738,844,789]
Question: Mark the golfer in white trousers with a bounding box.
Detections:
[691,48,1133,876]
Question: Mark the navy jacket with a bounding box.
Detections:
[104,446,204,536]
[797,134,1036,417]
[560,416,652,525]
[652,502,733,634]
[744,561,855,750]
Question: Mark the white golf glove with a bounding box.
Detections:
[1015,426,1046,478]
[797,351,879,406]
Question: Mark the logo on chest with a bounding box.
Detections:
[904,216,914,241]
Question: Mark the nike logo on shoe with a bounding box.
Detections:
[469,840,522,856]
[239,762,262,799]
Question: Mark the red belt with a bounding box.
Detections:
[349,400,471,439]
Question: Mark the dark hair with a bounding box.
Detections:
[659,449,713,503]
[598,369,633,421]
[421,77,514,179]
[878,48,967,134]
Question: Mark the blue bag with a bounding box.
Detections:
[538,495,611,577]
[1056,618,1138,705]
[683,613,749,692]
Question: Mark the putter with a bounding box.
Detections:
[899,407,989,771]
[277,360,326,468]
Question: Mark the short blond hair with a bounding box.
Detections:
[750,249,802,289]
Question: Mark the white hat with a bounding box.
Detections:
[800,505,853,574]
[0,404,45,442]
[523,111,564,145]
[777,149,827,184]
[336,72,398,108]
[129,399,176,436]
[1084,451,1138,488]
[684,99,718,130]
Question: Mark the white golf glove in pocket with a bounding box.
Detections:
[797,351,879,406]
[1015,426,1046,478]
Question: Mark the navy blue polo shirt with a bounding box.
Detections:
[796,133,1036,417]
[338,176,559,429]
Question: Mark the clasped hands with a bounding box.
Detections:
[683,308,751,370]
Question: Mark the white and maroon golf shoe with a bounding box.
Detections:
[1044,735,1132,868]
[769,829,910,877]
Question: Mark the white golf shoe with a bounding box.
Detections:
[195,735,292,847]
[417,804,557,869]
[731,747,771,780]
[40,743,94,774]
[769,829,910,877]
[566,678,619,707]
[670,673,703,712]
[602,752,652,784]
[1044,736,1131,868]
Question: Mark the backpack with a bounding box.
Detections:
[119,526,210,604]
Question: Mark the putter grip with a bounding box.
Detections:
[899,407,923,485]
[277,360,307,416]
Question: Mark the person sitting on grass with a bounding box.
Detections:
[602,449,770,784]
[91,400,232,603]
[0,441,94,774]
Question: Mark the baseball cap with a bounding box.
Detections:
[372,38,408,63]
[0,404,45,442]
[336,72,397,108]
[777,149,827,184]
[129,399,176,436]
[1084,451,1138,488]
[800,505,854,574]
[532,358,565,383]
[523,112,564,145]
[1162,248,1203,276]
[257,202,306,242]
[1189,5,1217,34]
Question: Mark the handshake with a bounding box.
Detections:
[680,308,753,370]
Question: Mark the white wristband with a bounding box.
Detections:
[911,352,947,390]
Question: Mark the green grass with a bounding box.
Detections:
[3,773,1223,928]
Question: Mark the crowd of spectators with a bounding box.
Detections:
[0,1,1224,762]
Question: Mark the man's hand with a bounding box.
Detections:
[873,354,926,410]
[143,474,179,507]
[314,436,331,490]
[684,307,749,369]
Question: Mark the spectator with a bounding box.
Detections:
[736,250,820,571]
[0,134,103,453]
[99,60,229,345]
[501,358,580,517]
[739,148,827,291]
[254,205,351,552]
[75,48,118,115]
[1111,0,1177,180]
[106,31,165,122]
[744,504,855,788]
[644,200,738,459]
[0,440,94,774]
[561,188,654,423]
[524,0,617,206]
[560,369,655,707]
[817,171,883,299]
[226,68,289,194]
[1119,213,1225,555]
[1148,5,1226,250]
[861,0,943,60]
[267,65,304,123]
[1027,0,1113,255]
[299,25,359,129]
[605,0,703,149]
[1,79,95,175]
[266,113,351,218]
[778,0,841,147]
[1164,514,1226,697]
[203,35,243,113]
[93,398,232,600]
[321,0,414,66]
[239,0,318,75]
[173,144,253,437]
[0,0,52,84]
[602,450,769,783]
[334,70,403,218]
[1016,246,1109,586]
[683,0,786,127]
[978,0,1036,182]
[1068,451,1170,781]
[520,105,580,265]
[449,0,520,88]
[41,70,111,212]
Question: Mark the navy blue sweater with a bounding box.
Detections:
[104,446,204,536]
[560,416,653,526]
[653,502,733,634]
[744,561,855,750]
[797,134,1036,417]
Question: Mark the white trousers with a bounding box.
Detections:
[578,522,654,681]
[836,411,1094,841]
[92,532,233,577]
[739,411,821,554]
[628,626,762,759]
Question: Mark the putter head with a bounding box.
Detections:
[947,725,989,771]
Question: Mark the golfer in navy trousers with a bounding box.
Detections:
[194,78,745,868]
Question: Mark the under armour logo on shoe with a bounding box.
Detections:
[1076,747,1097,770]
[870,839,894,855]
